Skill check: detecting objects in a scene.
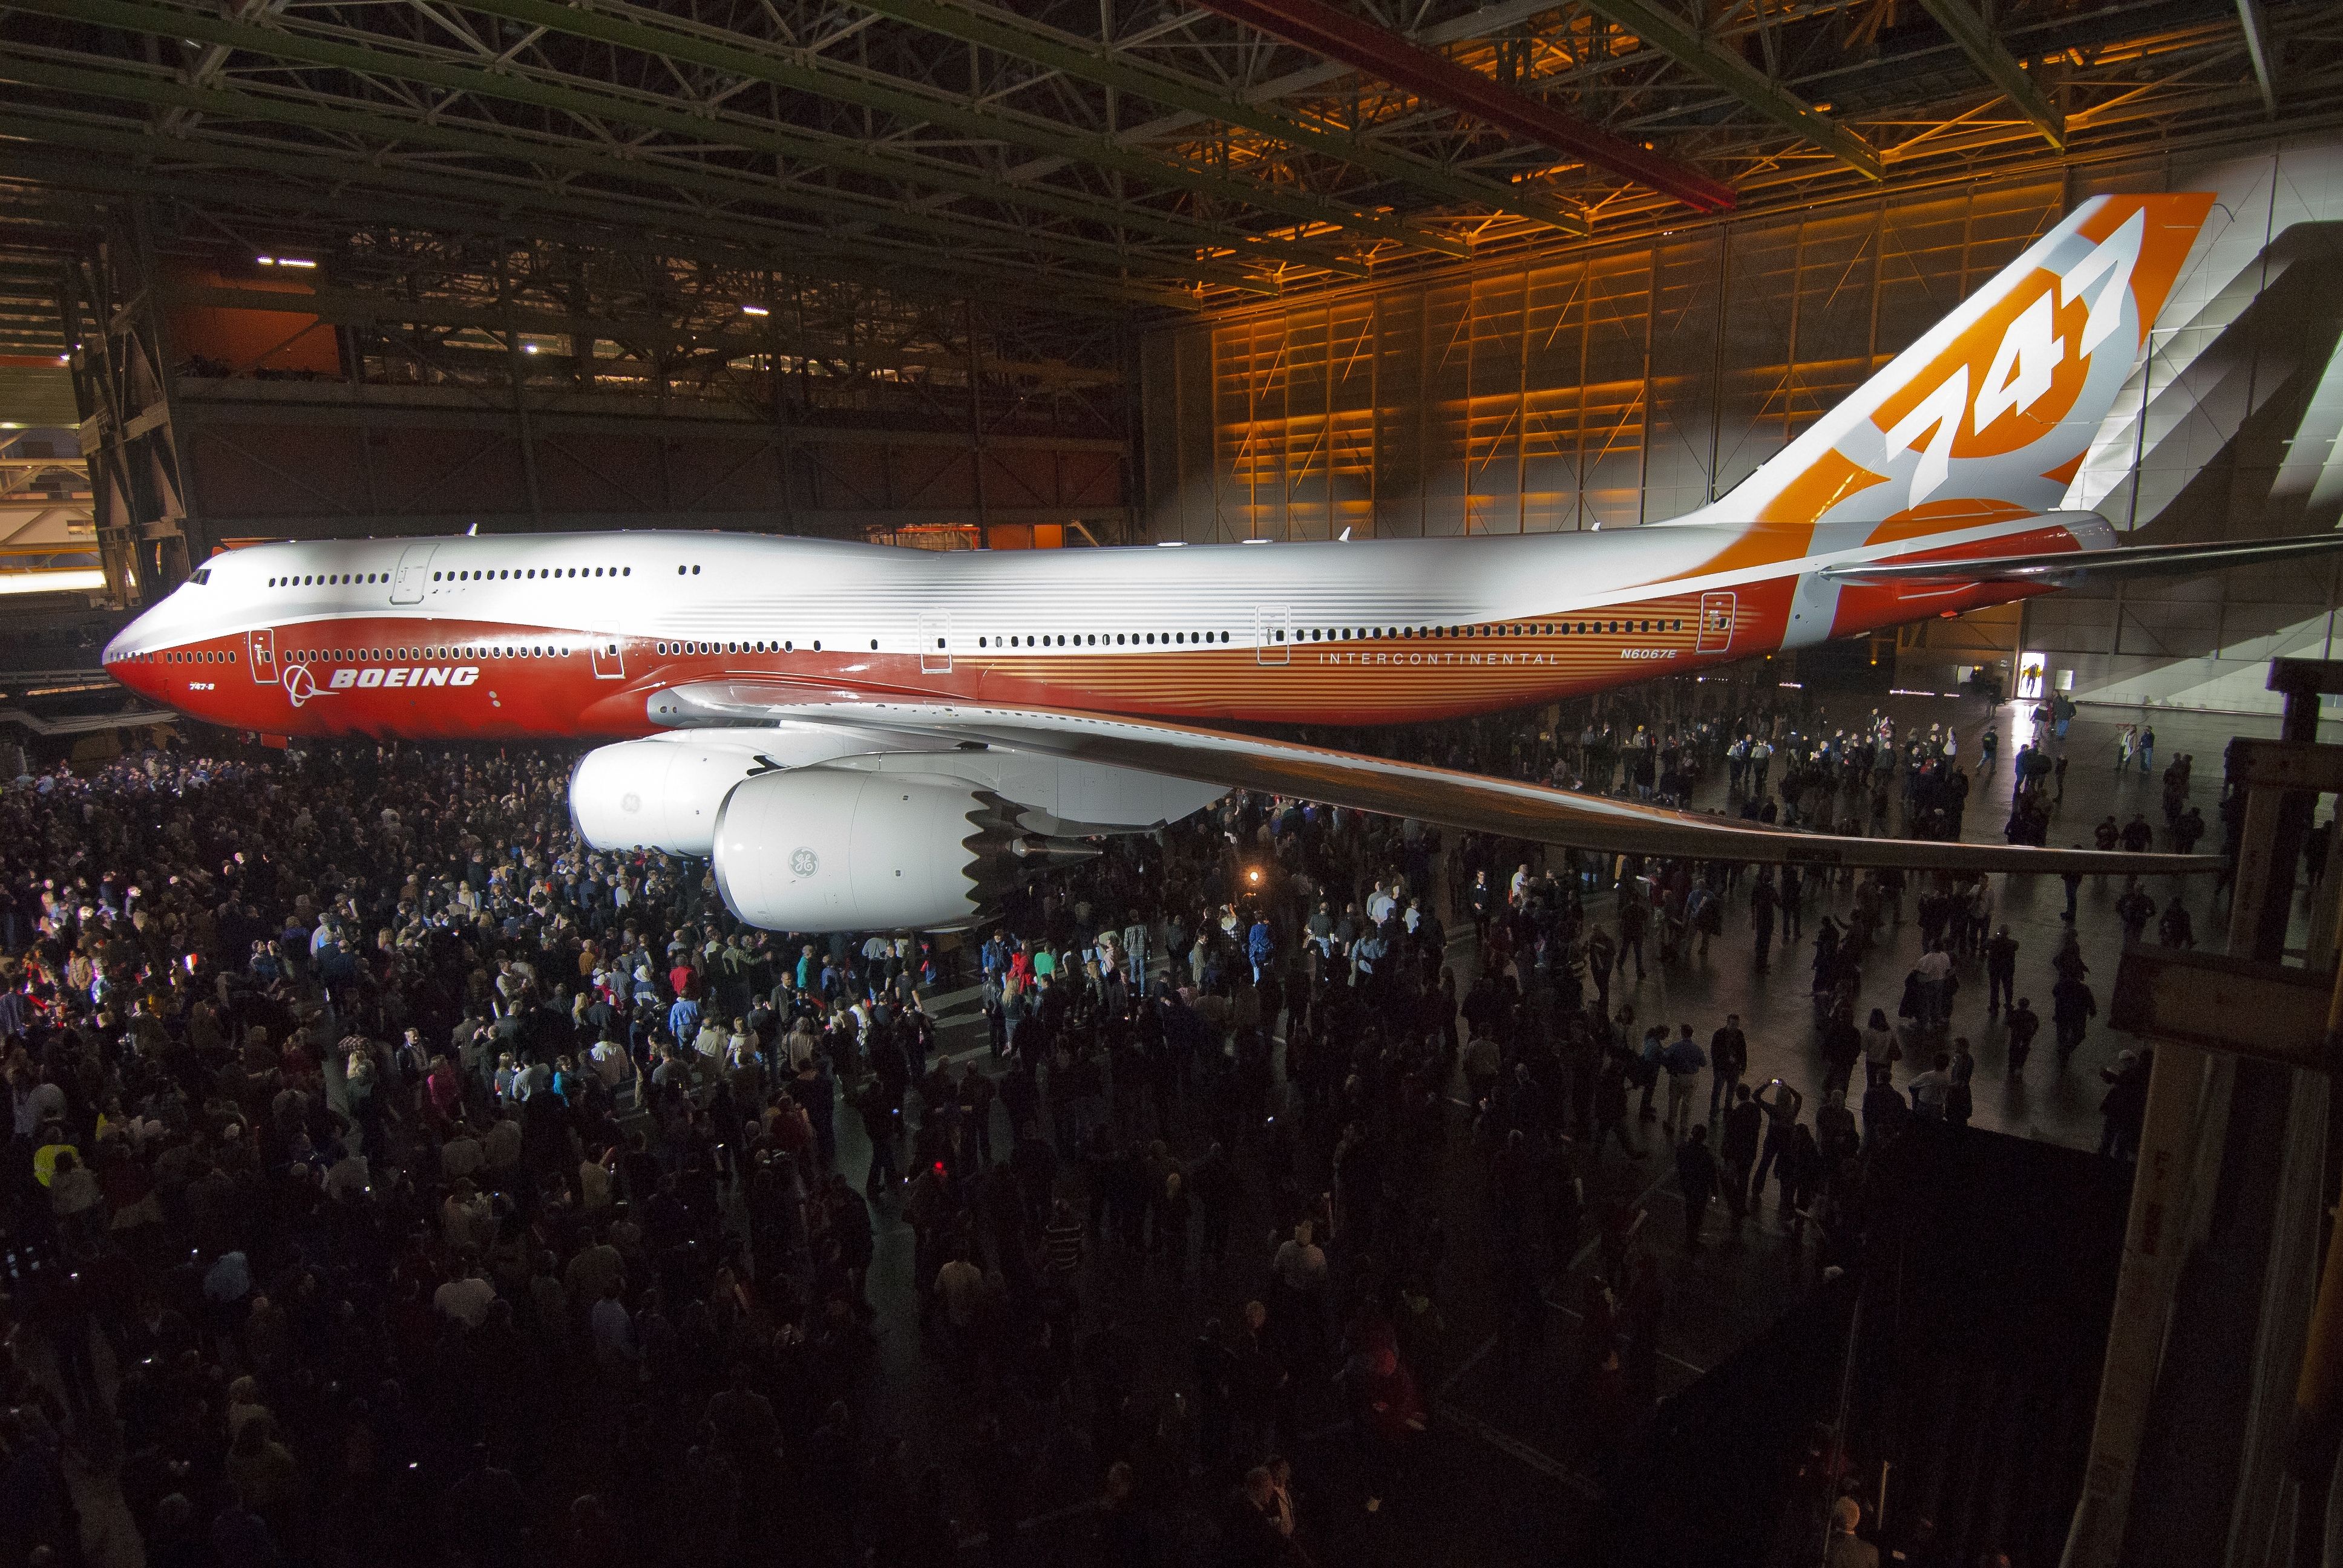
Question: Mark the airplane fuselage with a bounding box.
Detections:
[103,517,2066,740]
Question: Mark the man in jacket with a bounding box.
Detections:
[1720,1086,1762,1230]
[1675,1123,1719,1251]
[1708,1013,1747,1117]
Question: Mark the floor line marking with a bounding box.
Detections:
[1567,1160,1680,1274]
[1533,1295,1709,1377]
[1437,1402,1599,1497]
[1437,1333,1499,1399]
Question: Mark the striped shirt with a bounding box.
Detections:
[1042,1218,1086,1276]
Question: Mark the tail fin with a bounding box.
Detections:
[1688,192,2214,550]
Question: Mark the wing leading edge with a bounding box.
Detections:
[646,682,2219,877]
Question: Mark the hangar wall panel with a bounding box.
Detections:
[1142,131,2343,716]
[1144,175,2068,544]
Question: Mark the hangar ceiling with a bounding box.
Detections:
[0,0,2333,315]
[0,0,2336,616]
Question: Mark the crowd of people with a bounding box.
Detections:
[0,674,2233,1568]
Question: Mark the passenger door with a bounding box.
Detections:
[1697,590,1736,653]
[1254,604,1291,665]
[591,631,625,679]
[919,610,952,674]
[247,627,277,684]
[391,544,436,605]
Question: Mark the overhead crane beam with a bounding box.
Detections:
[965,0,1576,198]
[1574,0,1883,181]
[0,134,1198,316]
[1185,0,1737,213]
[1917,0,2066,151]
[848,0,1588,236]
[0,137,899,298]
[3,0,1352,287]
[2238,0,2279,117]
[452,0,1469,260]
[0,59,1279,302]
[0,148,1192,324]
[138,283,1115,387]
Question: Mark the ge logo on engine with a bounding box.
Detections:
[621,792,641,814]
[790,847,820,877]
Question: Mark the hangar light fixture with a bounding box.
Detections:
[740,304,770,316]
[0,569,105,596]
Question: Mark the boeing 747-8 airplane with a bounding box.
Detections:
[102,195,2324,929]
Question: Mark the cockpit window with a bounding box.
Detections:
[190,568,211,585]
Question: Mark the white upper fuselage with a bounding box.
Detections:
[102,514,2075,740]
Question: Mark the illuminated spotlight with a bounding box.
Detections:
[0,568,105,595]
[1245,866,1264,886]
[740,304,770,316]
[523,343,540,354]
[276,257,317,269]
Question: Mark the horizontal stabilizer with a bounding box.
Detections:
[1821,531,2343,587]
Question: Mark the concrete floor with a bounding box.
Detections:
[829,684,2321,1558]
[1670,687,2318,1152]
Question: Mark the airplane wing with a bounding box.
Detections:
[646,682,2219,876]
[1822,531,2343,587]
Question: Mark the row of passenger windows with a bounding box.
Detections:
[266,567,635,587]
[113,649,236,665]
[658,639,818,655]
[284,644,572,661]
[646,616,1690,657]
[438,567,630,582]
[979,618,1685,648]
[981,632,1232,648]
[113,616,1690,670]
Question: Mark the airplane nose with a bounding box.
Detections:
[106,606,166,691]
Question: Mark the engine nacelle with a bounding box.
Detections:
[570,728,893,857]
[711,767,1092,932]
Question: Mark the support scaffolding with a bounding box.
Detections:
[2065,659,2343,1568]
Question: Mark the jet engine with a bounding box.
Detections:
[572,727,1226,864]
[711,766,1093,932]
[569,728,894,857]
